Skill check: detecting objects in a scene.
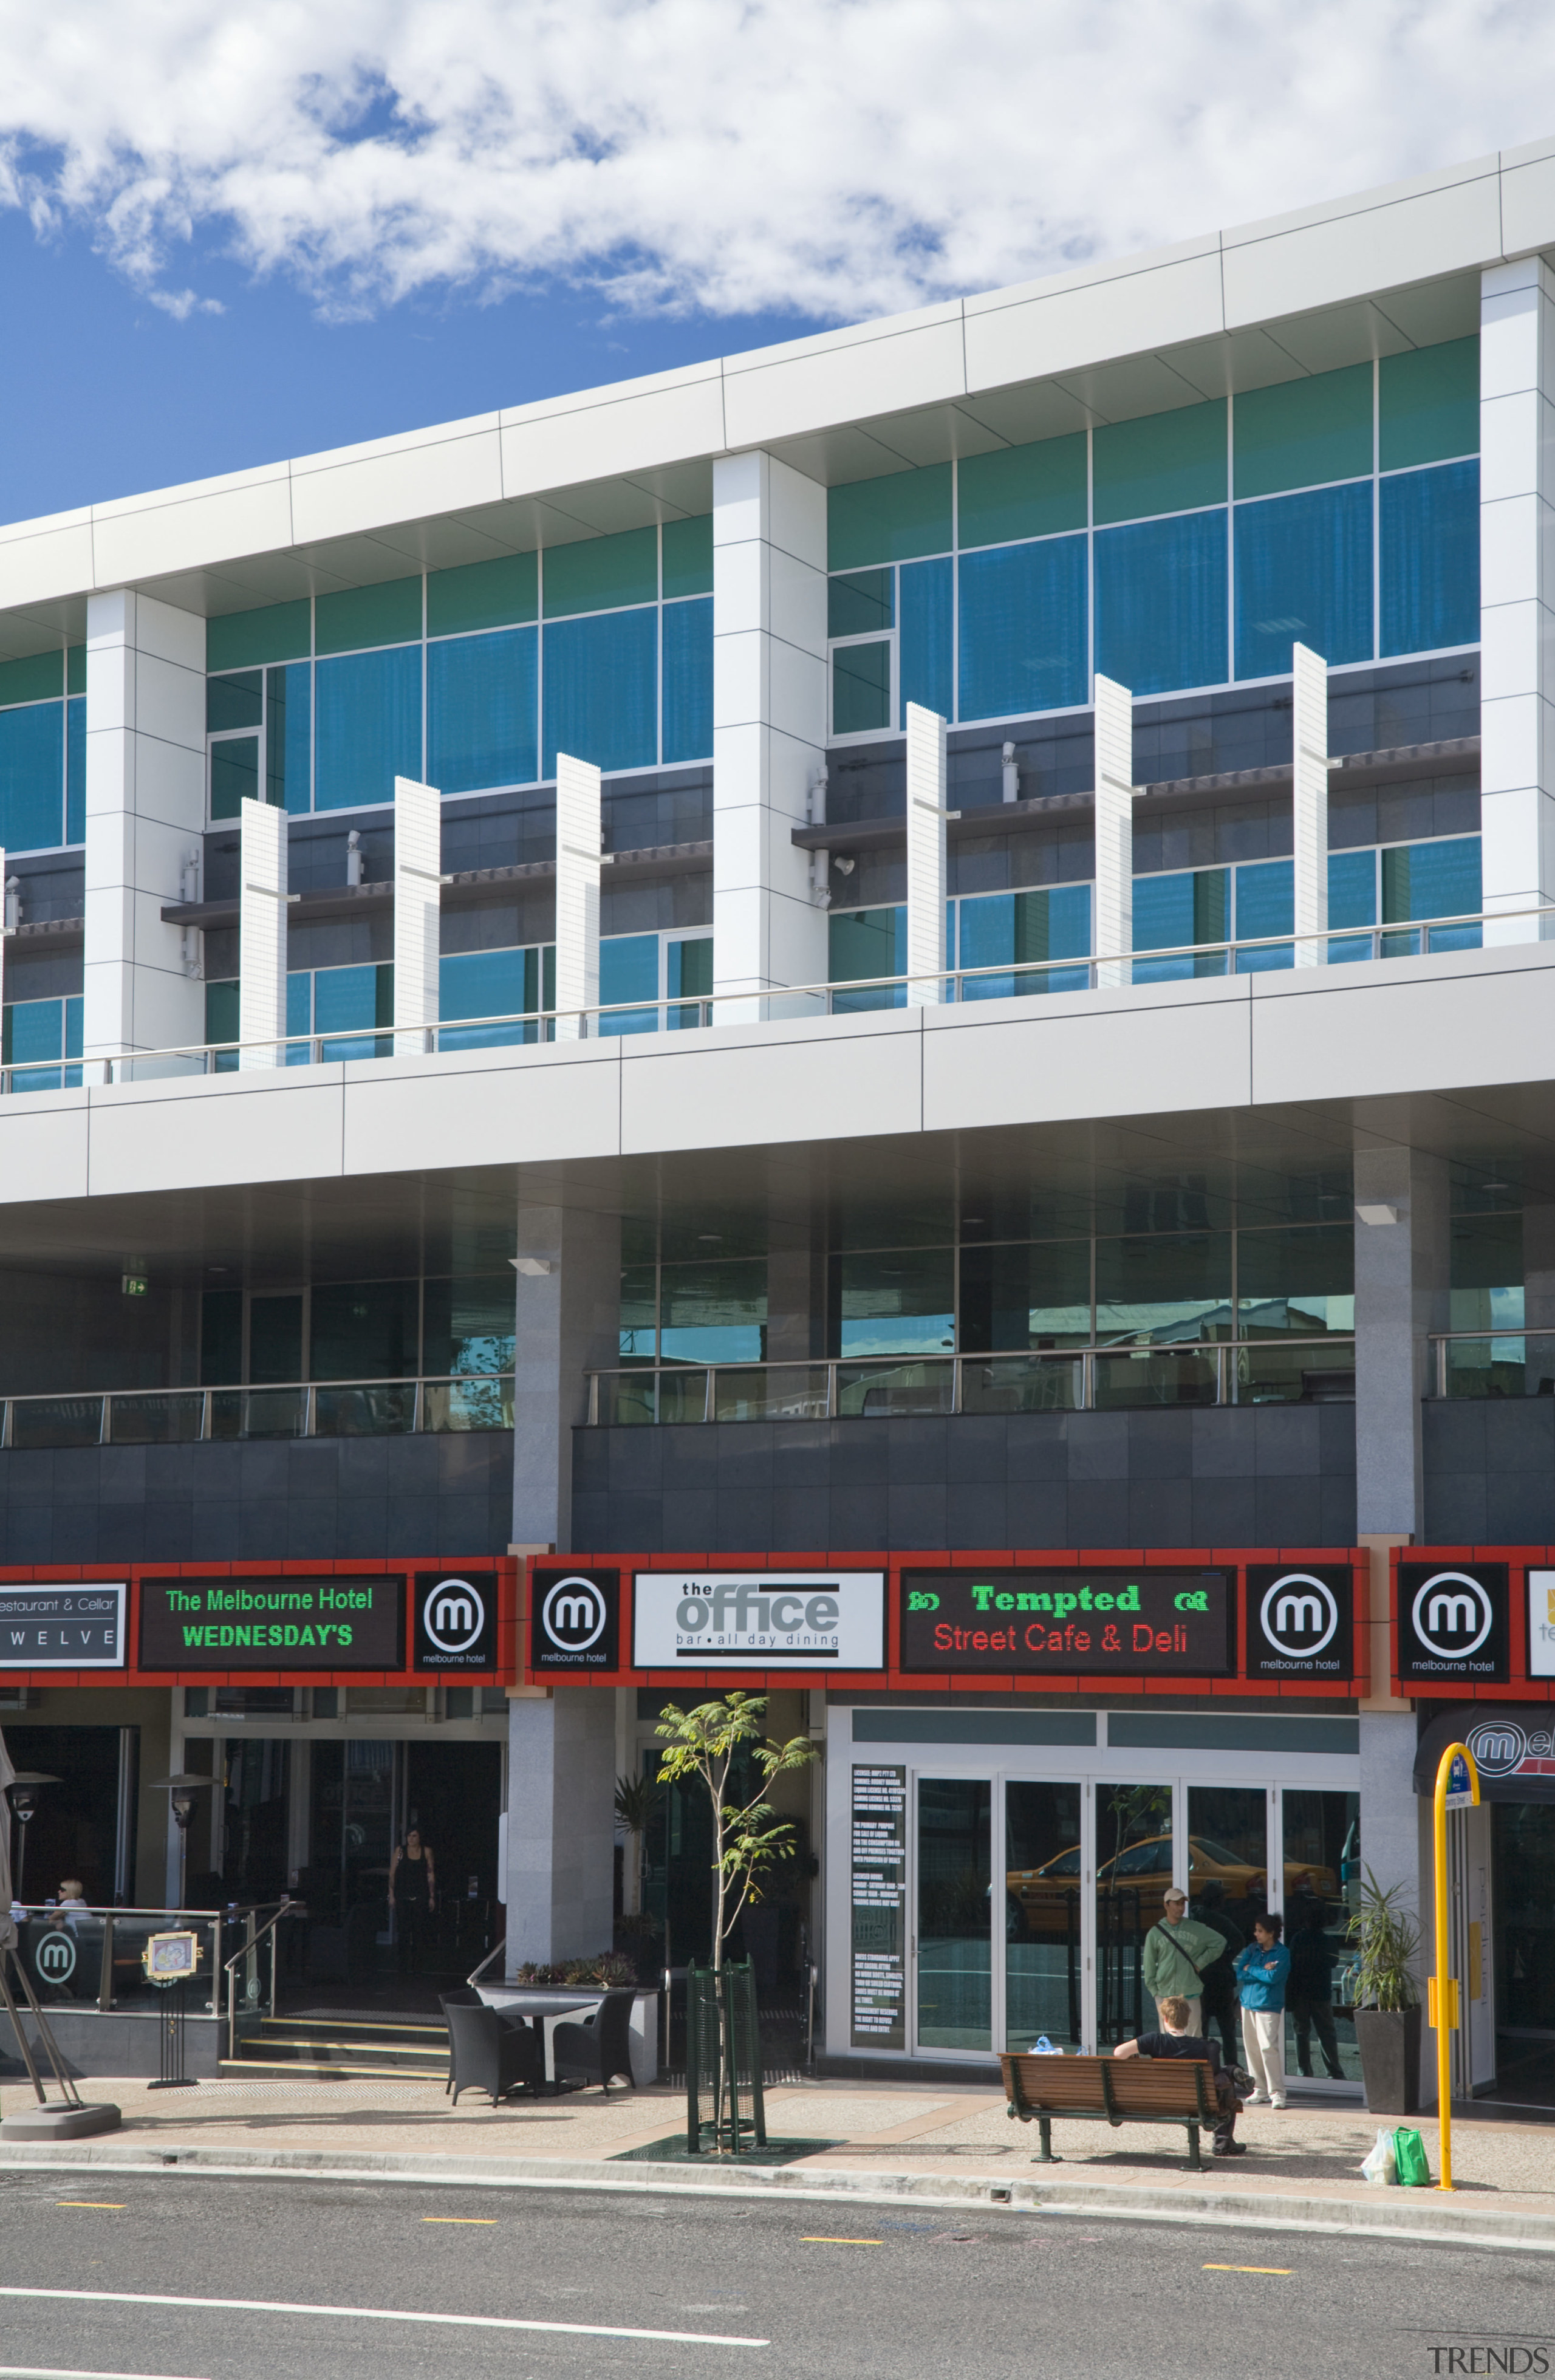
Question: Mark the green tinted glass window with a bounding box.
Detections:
[1235,1222,1354,1335]
[66,645,86,697]
[834,1247,955,1358]
[315,578,422,657]
[207,600,312,671]
[1233,364,1373,499]
[1095,1231,1232,1341]
[310,1279,419,1380]
[0,652,64,708]
[210,735,260,820]
[957,436,1087,548]
[542,527,658,618]
[660,1257,767,1363]
[829,569,894,637]
[207,671,262,732]
[832,640,892,734]
[829,465,952,569]
[1093,401,1226,525]
[669,936,713,997]
[661,515,713,599]
[426,552,538,637]
[1380,337,1479,471]
[829,906,902,983]
[619,1264,657,1360]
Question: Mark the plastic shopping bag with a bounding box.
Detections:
[1028,2036,1062,2054]
[1393,2127,1432,2187]
[1359,2127,1398,2185]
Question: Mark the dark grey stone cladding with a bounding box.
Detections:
[572,1406,1358,1552]
[0,1434,514,1562]
[1425,1402,1555,1543]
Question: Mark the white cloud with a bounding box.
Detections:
[0,1,1550,327]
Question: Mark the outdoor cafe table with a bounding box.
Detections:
[475,1986,602,2085]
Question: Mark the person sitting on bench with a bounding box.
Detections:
[1112,1992,1246,2157]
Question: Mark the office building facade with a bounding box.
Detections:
[4,142,1555,2096]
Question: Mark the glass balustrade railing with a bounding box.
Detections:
[0,1375,513,1451]
[587,1341,1357,1421]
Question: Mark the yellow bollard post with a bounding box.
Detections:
[1432,1741,1480,2192]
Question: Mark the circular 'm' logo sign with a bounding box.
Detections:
[542,1575,608,1653]
[1466,1717,1528,1777]
[1412,1570,1494,1661]
[424,1578,486,1655]
[1260,1572,1339,1659]
[35,1930,77,1984]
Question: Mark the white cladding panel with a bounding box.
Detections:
[904,702,948,1005]
[1291,643,1330,964]
[555,752,601,1037]
[393,775,442,1044]
[238,796,287,1067]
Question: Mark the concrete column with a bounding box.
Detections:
[555,753,601,1040]
[84,589,207,1061]
[1480,256,1555,944]
[393,775,441,1053]
[1291,642,1329,965]
[511,1199,622,1553]
[1353,1145,1451,1537]
[1092,674,1133,985]
[904,702,948,1005]
[238,797,287,1068]
[712,450,829,1004]
[504,1688,616,1971]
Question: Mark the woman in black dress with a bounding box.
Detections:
[389,1828,437,1974]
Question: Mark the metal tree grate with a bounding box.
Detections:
[685,1960,767,2156]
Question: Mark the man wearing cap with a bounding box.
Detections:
[1140,1886,1223,2034]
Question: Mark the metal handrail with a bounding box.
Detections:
[587,1336,1357,1419]
[465,1940,507,1991]
[0,1370,513,1448]
[222,1900,298,2059]
[6,901,1553,1091]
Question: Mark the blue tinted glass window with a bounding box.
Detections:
[1096,512,1227,698]
[286,973,312,1059]
[1382,835,1481,923]
[542,609,656,777]
[957,884,1090,997]
[661,598,713,764]
[900,556,952,724]
[275,662,312,813]
[0,702,63,851]
[1380,460,1480,656]
[313,962,389,1060]
[427,627,538,793]
[64,995,81,1061]
[439,946,549,1048]
[1234,858,1294,971]
[1328,849,1377,928]
[66,696,84,843]
[9,997,64,1062]
[1133,867,1229,980]
[1233,483,1373,680]
[957,537,1087,722]
[600,931,659,1036]
[314,646,422,812]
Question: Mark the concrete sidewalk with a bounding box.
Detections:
[4,2073,1554,2248]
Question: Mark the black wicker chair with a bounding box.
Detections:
[551,1988,637,2093]
[442,1997,542,2106]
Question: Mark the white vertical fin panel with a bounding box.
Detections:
[394,775,442,1053]
[238,796,287,1069]
[0,849,7,1059]
[904,701,949,1006]
[1480,256,1555,945]
[1092,674,1133,987]
[555,752,601,1039]
[1291,643,1329,966]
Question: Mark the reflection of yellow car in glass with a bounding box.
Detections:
[1005,1835,1338,1938]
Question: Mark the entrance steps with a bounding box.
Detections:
[219,2012,450,2083]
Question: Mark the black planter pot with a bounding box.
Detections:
[1354,2005,1423,2115]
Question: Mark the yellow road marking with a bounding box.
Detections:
[800,2237,881,2246]
[56,2203,126,2211]
[1203,2263,1292,2275]
[423,2217,497,2225]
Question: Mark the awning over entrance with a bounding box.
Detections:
[1415,1706,1555,1802]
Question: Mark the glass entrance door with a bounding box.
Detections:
[915,1778,991,2053]
[1004,1780,1083,2050]
[1095,1783,1172,2045]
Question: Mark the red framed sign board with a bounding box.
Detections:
[522,1548,1369,1700]
[0,1559,518,1688]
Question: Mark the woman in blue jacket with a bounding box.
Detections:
[1234,1912,1292,2108]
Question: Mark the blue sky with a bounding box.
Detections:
[0,210,825,525]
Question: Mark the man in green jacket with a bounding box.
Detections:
[1140,1887,1223,2033]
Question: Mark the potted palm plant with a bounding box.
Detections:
[1346,1868,1423,2115]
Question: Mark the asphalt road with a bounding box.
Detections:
[0,2173,1550,2380]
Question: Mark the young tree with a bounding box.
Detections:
[654,1692,817,1974]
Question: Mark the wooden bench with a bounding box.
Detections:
[1000,2051,1223,2171]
